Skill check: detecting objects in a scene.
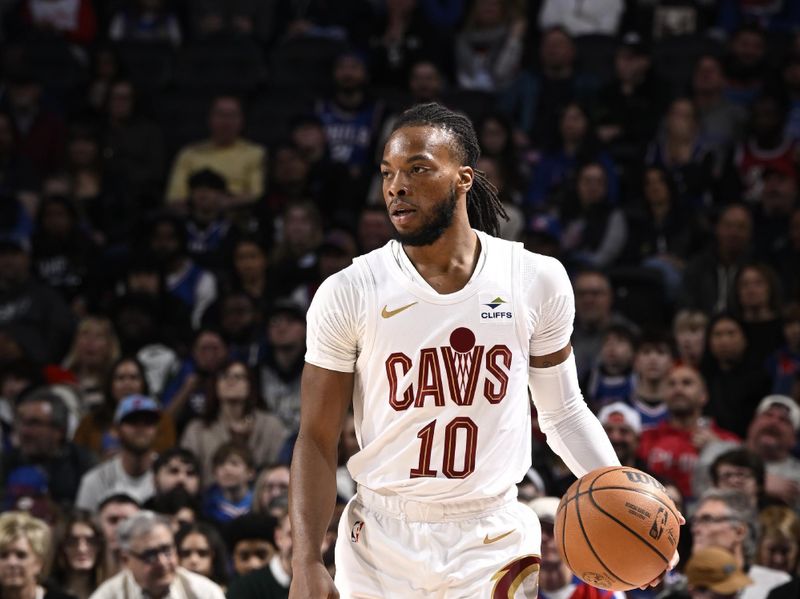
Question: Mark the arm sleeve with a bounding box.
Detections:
[304,269,363,373]
[530,353,620,477]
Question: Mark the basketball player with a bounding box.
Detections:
[289,103,672,598]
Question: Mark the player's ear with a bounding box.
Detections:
[457,166,474,194]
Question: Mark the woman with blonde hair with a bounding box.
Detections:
[757,506,800,576]
[0,511,75,599]
[62,316,121,407]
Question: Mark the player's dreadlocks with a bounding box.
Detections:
[391,102,508,237]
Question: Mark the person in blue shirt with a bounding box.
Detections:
[203,441,254,525]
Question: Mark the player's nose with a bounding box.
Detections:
[385,173,409,198]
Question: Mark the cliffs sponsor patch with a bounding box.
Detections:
[479,293,513,324]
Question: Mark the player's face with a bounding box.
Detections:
[381,126,463,247]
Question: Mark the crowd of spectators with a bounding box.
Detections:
[0,1,799,598]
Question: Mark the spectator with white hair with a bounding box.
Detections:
[690,488,790,599]
[89,510,225,599]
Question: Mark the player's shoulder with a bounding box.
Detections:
[517,247,571,293]
[309,246,386,312]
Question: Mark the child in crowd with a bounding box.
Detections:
[584,324,637,410]
[203,441,255,525]
[630,331,674,430]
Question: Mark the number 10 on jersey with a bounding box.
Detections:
[410,417,478,479]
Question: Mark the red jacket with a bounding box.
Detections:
[637,419,740,498]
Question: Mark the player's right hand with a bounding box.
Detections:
[289,561,339,599]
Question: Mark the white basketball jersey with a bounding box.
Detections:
[308,231,535,502]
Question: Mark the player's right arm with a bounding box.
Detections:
[289,268,363,599]
[289,363,353,599]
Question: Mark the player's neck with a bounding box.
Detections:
[402,224,480,294]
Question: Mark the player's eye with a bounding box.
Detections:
[380,170,391,179]
[411,165,427,174]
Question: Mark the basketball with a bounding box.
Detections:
[553,466,681,591]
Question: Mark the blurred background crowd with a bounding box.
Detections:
[0,0,799,598]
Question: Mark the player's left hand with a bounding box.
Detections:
[638,512,686,590]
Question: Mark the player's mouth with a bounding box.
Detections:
[390,204,417,224]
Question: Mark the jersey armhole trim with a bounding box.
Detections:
[354,255,378,368]
[511,242,532,363]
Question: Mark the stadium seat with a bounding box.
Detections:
[441,89,496,122]
[652,34,724,96]
[116,41,175,92]
[574,34,618,86]
[246,89,316,147]
[607,266,672,329]
[7,38,88,101]
[268,37,347,94]
[155,90,214,160]
[173,37,266,95]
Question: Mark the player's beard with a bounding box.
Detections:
[394,186,457,247]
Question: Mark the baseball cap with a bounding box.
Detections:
[598,402,642,435]
[685,547,752,594]
[755,395,800,431]
[619,31,648,55]
[269,299,306,322]
[114,394,161,425]
[527,496,560,523]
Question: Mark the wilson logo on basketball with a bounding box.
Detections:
[384,327,512,410]
[623,470,666,491]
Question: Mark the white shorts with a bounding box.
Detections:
[334,486,541,599]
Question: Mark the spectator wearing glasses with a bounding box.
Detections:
[89,511,224,599]
[51,510,106,599]
[706,448,783,511]
[252,464,290,515]
[690,489,790,599]
[1,388,95,515]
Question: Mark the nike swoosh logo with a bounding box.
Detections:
[381,302,418,318]
[483,530,515,544]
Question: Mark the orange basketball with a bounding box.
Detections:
[553,466,681,591]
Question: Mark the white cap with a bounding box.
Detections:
[756,395,800,432]
[597,401,642,435]
[527,496,560,523]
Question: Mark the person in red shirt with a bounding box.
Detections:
[638,364,739,499]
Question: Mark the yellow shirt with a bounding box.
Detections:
[165,138,266,203]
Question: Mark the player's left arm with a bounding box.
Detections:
[529,343,620,477]
[524,255,618,477]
